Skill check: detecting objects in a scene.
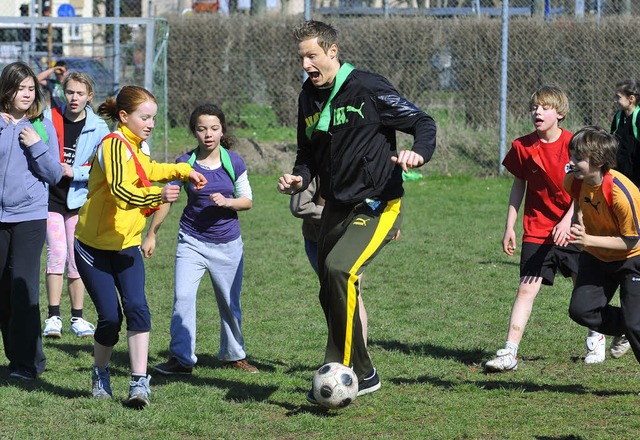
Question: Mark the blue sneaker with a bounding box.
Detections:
[125,375,151,409]
[92,366,112,399]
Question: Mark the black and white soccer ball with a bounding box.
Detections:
[312,362,358,409]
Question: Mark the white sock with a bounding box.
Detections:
[505,342,519,356]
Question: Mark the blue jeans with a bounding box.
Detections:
[304,238,319,275]
[170,230,246,367]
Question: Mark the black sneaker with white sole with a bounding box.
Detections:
[357,368,380,396]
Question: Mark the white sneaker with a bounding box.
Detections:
[70,317,95,337]
[485,348,518,372]
[43,316,62,338]
[610,335,631,359]
[585,334,606,364]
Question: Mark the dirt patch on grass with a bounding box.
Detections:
[233,138,297,175]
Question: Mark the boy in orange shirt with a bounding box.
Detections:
[565,126,640,368]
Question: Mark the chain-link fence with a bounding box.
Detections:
[0,13,171,157]
[3,1,640,174]
[165,10,640,175]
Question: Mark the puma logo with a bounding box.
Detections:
[584,197,601,213]
[346,103,365,119]
[353,218,370,226]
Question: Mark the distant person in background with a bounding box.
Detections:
[144,103,258,376]
[37,61,68,109]
[0,61,62,380]
[611,79,640,187]
[74,86,207,408]
[42,72,110,340]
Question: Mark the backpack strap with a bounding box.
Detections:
[30,117,49,144]
[601,171,614,208]
[632,107,640,141]
[50,106,65,162]
[187,147,236,182]
[105,132,152,186]
[104,132,158,216]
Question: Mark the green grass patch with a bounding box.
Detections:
[9,174,638,438]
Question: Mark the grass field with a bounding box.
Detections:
[3,173,640,439]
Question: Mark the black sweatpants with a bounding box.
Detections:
[0,220,47,377]
[569,252,640,363]
[317,198,402,380]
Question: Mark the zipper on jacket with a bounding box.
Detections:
[0,123,19,219]
[362,156,376,189]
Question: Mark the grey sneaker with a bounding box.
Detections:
[125,375,151,409]
[484,348,518,372]
[92,366,112,399]
[610,335,631,359]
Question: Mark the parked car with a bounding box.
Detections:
[55,57,116,105]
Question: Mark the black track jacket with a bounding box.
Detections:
[292,66,437,205]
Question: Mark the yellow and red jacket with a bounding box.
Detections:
[76,125,192,250]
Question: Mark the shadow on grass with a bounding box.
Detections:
[44,340,132,374]
[391,373,631,397]
[0,365,85,398]
[369,339,487,365]
[151,352,336,415]
[479,259,519,267]
[535,436,586,440]
[153,351,278,373]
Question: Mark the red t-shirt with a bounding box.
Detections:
[502,129,573,244]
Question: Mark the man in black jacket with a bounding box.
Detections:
[277,20,437,403]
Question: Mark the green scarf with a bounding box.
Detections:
[305,63,355,140]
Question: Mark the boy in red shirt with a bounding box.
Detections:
[485,86,610,372]
[565,126,640,369]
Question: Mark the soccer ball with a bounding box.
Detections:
[312,362,358,409]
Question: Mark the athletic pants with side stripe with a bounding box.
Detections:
[317,198,402,381]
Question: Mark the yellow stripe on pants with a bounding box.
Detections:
[342,198,402,366]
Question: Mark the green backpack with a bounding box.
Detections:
[186,146,237,193]
[613,107,640,141]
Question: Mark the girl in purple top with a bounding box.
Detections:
[142,104,258,374]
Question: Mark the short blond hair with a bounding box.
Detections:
[293,20,338,54]
[530,85,569,121]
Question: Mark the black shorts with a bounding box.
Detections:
[520,242,581,286]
